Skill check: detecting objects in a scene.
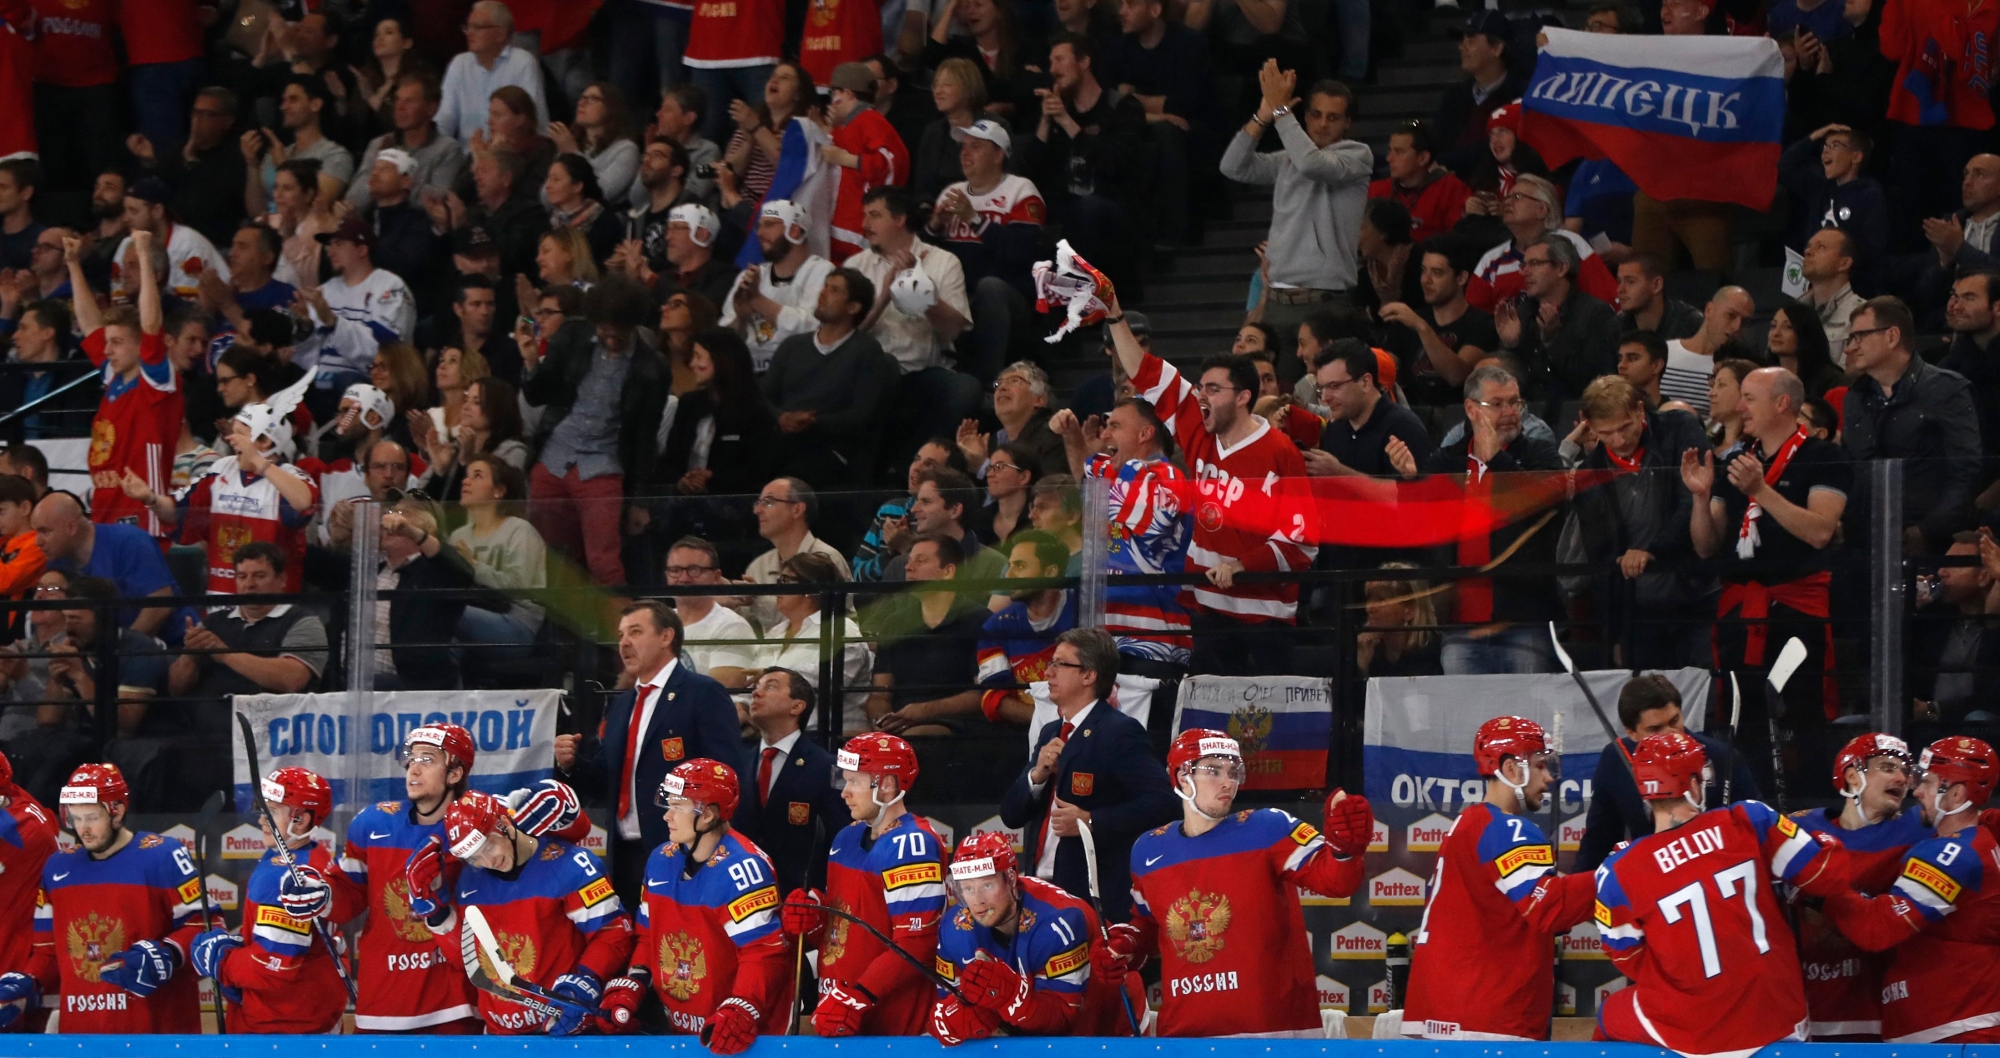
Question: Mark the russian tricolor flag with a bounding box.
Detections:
[1522,28,1785,209]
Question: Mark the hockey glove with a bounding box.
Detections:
[811,979,875,1037]
[1322,790,1374,858]
[98,939,181,998]
[780,887,826,940]
[596,968,649,1034]
[929,996,1002,1046]
[545,968,603,1036]
[1092,922,1143,977]
[507,779,584,840]
[189,930,245,1006]
[278,864,333,920]
[0,972,39,1029]
[960,956,1030,1014]
[702,997,761,1055]
[404,835,445,920]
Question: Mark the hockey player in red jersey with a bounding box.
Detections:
[1404,716,1596,1040]
[0,751,57,1031]
[1790,733,1928,1040]
[780,733,947,1036]
[188,767,349,1033]
[1820,736,2000,1042]
[1594,732,1853,1057]
[327,723,481,1033]
[409,789,635,1035]
[11,764,214,1032]
[1095,729,1371,1037]
[598,759,791,1050]
[929,831,1135,1044]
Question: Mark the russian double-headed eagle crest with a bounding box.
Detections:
[1164,890,1231,964]
[475,930,538,981]
[659,932,708,1001]
[66,912,126,982]
[383,878,436,943]
[1227,706,1273,757]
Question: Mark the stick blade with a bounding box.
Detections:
[1548,622,1576,675]
[1768,638,1809,694]
[464,905,516,986]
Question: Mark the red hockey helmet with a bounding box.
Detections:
[835,734,919,787]
[0,748,12,792]
[445,789,512,860]
[1632,732,1707,802]
[402,723,476,771]
[1473,716,1548,777]
[60,763,129,808]
[1917,736,1999,808]
[1167,729,1244,780]
[948,831,1019,901]
[262,767,333,830]
[656,758,740,819]
[1832,733,1912,796]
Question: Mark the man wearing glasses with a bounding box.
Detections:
[1492,235,1620,401]
[664,535,756,691]
[1465,174,1617,314]
[438,2,550,146]
[124,87,248,251]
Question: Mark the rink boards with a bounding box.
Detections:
[0,1040,1988,1058]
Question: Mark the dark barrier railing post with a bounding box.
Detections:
[93,599,117,757]
[1869,459,1905,736]
[817,589,836,751]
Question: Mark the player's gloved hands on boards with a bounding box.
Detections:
[811,978,876,1037]
[960,955,1030,1013]
[544,968,603,1036]
[930,996,1002,1045]
[1322,790,1374,857]
[404,835,445,920]
[0,972,40,1029]
[702,997,761,1055]
[278,864,333,920]
[97,939,181,998]
[1093,921,1142,977]
[596,968,649,1034]
[781,887,826,940]
[507,779,583,839]
[189,930,245,1004]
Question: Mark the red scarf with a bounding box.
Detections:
[1737,427,1809,559]
[1604,443,1646,475]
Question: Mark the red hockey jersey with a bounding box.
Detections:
[683,0,781,69]
[1791,804,1930,1039]
[1404,801,1595,1040]
[1594,801,1850,1058]
[1880,0,1999,131]
[0,2,33,161]
[1126,807,1362,1037]
[174,456,319,595]
[0,787,58,982]
[1823,821,2000,1042]
[84,328,179,536]
[799,0,881,84]
[827,108,908,263]
[1466,231,1619,314]
[1368,171,1471,244]
[1131,353,1315,624]
[30,831,210,1033]
[816,811,946,1035]
[30,0,115,87]
[634,831,792,1036]
[438,837,635,1034]
[330,800,477,1032]
[218,843,350,1034]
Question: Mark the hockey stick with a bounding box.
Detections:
[457,911,576,1022]
[812,903,971,1003]
[464,905,622,1020]
[1546,712,1563,848]
[235,711,359,1005]
[790,931,808,1034]
[1549,622,1636,781]
[1764,638,1809,813]
[1075,817,1141,1035]
[194,788,227,1036]
[1719,673,1743,807]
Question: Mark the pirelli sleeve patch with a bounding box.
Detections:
[178,878,204,905]
[1289,822,1320,846]
[935,956,958,981]
[1044,943,1088,979]
[255,905,312,935]
[1775,813,1801,839]
[1903,858,1962,903]
[727,886,780,923]
[1495,844,1556,877]
[1594,901,1613,927]
[884,862,944,890]
[580,877,616,907]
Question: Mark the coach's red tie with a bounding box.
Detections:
[759,746,779,807]
[617,684,657,819]
[1037,720,1076,860]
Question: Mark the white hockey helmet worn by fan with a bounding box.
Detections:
[233,367,315,460]
[1030,239,1115,343]
[760,199,810,244]
[669,203,720,248]
[341,383,396,433]
[889,267,937,316]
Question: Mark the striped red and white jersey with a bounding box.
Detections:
[1086,453,1192,660]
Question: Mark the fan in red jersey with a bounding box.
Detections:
[1095,730,1370,1037]
[12,764,214,1033]
[0,750,58,1032]
[188,767,350,1033]
[69,229,180,537]
[1593,732,1854,1057]
[1402,716,1595,1041]
[1819,736,2000,1043]
[781,733,947,1037]
[1788,733,1927,1040]
[598,760,790,1049]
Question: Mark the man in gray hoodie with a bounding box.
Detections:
[1221,60,1372,358]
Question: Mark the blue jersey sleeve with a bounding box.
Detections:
[875,821,946,919]
[339,807,378,884]
[714,839,781,947]
[1474,809,1560,905]
[1887,832,1987,923]
[1739,800,1833,884]
[934,910,975,995]
[1593,848,1644,958]
[559,843,623,935]
[1024,905,1091,995]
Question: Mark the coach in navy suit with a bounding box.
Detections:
[556,600,748,906]
[732,668,851,894]
[1001,628,1176,924]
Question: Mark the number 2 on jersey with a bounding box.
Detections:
[1658,860,1768,979]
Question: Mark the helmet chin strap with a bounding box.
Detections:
[1497,758,1533,812]
[1683,781,1707,813]
[1175,774,1228,821]
[870,780,906,828]
[1935,785,1975,827]
[1841,767,1887,826]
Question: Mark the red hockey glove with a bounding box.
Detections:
[596,969,649,1034]
[1322,790,1373,857]
[781,887,826,940]
[811,979,875,1037]
[930,996,1003,1046]
[1092,922,1143,977]
[960,956,1030,1014]
[703,997,761,1055]
[404,835,445,920]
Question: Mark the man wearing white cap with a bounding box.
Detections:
[720,200,835,371]
[926,118,1044,382]
[347,73,467,210]
[360,148,448,311]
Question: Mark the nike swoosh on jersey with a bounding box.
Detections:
[1144,856,1164,866]
[369,831,392,839]
[647,878,669,887]
[52,872,69,881]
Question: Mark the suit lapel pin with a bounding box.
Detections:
[667,692,676,701]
